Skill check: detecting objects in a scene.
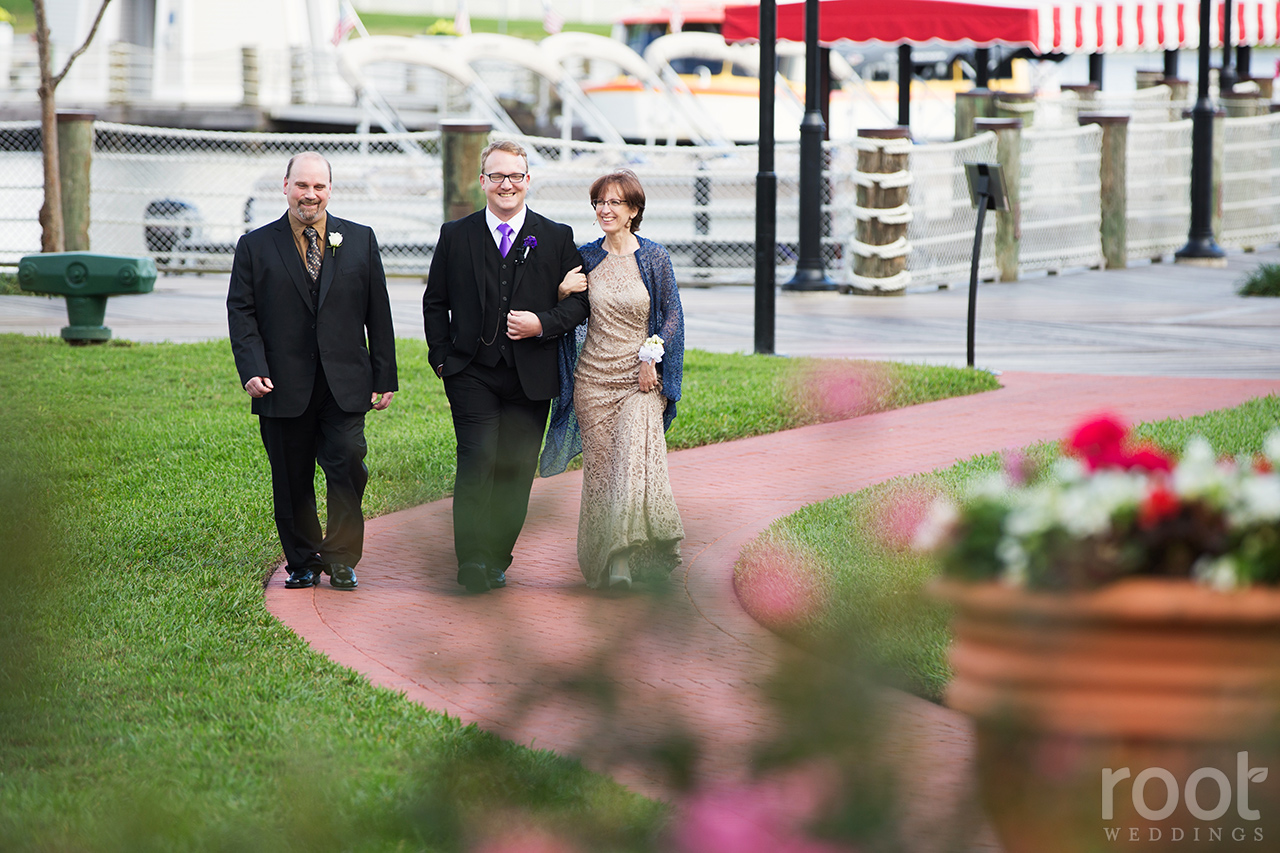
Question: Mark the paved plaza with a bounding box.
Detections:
[5,247,1280,376]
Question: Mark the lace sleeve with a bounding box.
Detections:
[647,242,683,429]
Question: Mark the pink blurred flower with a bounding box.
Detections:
[735,541,825,631]
[670,774,855,853]
[871,484,941,552]
[1002,449,1034,486]
[790,361,889,423]
[472,826,578,853]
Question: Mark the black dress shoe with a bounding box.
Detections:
[285,567,321,589]
[486,567,507,589]
[457,562,490,594]
[327,563,358,591]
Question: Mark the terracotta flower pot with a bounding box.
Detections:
[933,577,1280,853]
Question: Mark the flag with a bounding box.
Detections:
[455,0,472,36]
[542,0,564,35]
[331,2,358,45]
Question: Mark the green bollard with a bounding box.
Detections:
[17,253,157,344]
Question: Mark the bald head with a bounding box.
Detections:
[286,151,332,183]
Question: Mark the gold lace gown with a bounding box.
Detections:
[573,251,684,588]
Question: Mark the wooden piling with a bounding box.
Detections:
[57,111,95,252]
[994,92,1036,129]
[974,118,1021,282]
[849,127,912,295]
[1079,112,1129,269]
[441,121,491,223]
[242,47,260,107]
[955,90,994,141]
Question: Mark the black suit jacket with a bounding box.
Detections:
[228,212,398,418]
[423,208,588,401]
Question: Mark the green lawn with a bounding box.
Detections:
[360,12,611,40]
[0,4,602,39]
[0,1,30,32]
[0,334,996,851]
[745,394,1280,703]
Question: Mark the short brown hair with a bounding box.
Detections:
[480,139,529,174]
[590,170,646,233]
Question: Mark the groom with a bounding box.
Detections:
[228,151,398,591]
[423,139,589,594]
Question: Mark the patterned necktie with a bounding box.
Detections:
[303,226,321,282]
[497,223,513,258]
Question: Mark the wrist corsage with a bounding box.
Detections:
[328,231,343,256]
[515,235,537,265]
[638,334,664,364]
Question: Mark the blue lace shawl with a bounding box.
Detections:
[539,236,685,477]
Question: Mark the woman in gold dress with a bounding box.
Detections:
[541,170,685,590]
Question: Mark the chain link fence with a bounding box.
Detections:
[9,114,1280,284]
[905,132,998,287]
[1020,124,1103,273]
[1221,112,1280,250]
[1035,85,1190,128]
[90,122,441,274]
[0,122,42,265]
[1127,119,1192,260]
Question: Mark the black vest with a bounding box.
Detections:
[475,232,516,368]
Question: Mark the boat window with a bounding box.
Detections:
[670,57,724,75]
[624,23,668,56]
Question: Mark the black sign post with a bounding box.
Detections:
[963,162,1008,368]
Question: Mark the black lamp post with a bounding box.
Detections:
[1222,0,1238,91]
[782,0,836,290]
[897,44,912,127]
[1174,0,1226,264]
[755,0,777,353]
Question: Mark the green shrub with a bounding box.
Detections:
[1238,262,1280,297]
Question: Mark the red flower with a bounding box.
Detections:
[1067,414,1128,470]
[1139,482,1180,529]
[1123,444,1174,473]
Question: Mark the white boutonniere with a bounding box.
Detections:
[638,334,664,364]
[328,231,343,256]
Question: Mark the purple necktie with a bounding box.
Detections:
[498,223,513,258]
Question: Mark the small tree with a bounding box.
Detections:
[32,0,115,252]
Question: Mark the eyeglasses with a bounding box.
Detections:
[592,199,628,209]
[484,172,527,184]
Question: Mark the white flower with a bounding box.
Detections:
[1264,430,1280,467]
[965,472,1010,502]
[1229,474,1280,526]
[996,538,1029,587]
[1173,436,1225,499]
[1004,486,1056,538]
[328,231,343,254]
[912,497,960,551]
[1193,555,1239,591]
[638,334,665,364]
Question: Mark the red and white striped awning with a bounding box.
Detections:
[721,0,1280,54]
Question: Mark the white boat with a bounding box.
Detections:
[572,1,1035,142]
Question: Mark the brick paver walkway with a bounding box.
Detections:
[266,371,1280,851]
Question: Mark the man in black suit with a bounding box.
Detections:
[228,151,398,591]
[424,139,589,594]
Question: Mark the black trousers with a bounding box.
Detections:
[258,365,369,572]
[444,360,550,572]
